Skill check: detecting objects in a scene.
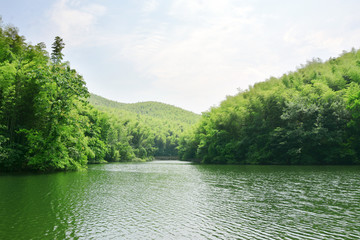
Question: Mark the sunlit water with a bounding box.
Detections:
[1,161,360,239]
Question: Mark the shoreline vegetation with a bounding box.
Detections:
[1,20,360,172]
[0,20,199,172]
[178,50,360,165]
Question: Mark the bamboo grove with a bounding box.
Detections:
[0,21,198,172]
[178,49,360,165]
[2,19,360,171]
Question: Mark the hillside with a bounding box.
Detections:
[89,94,200,124]
[0,19,201,172]
[89,93,201,157]
[179,49,360,164]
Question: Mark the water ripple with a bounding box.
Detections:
[1,163,360,239]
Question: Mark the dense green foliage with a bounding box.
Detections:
[0,20,200,171]
[90,94,199,124]
[4,18,358,170]
[0,21,197,172]
[0,22,90,171]
[179,50,360,165]
[89,94,200,157]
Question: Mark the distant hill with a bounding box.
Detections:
[89,93,201,156]
[89,94,200,124]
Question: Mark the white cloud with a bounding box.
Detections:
[284,27,344,51]
[169,0,248,17]
[49,0,106,46]
[282,23,360,63]
[116,1,270,112]
[142,0,159,13]
[42,0,360,113]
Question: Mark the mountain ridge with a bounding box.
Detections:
[89,93,200,124]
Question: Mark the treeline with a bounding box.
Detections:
[90,94,199,125]
[179,49,360,165]
[0,20,195,172]
[89,94,200,157]
[0,22,89,171]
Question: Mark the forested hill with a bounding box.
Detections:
[0,20,199,172]
[88,93,200,157]
[89,93,199,124]
[4,18,359,173]
[179,49,360,165]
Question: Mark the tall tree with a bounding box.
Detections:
[51,36,65,64]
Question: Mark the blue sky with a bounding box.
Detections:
[1,0,360,113]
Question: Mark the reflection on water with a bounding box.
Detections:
[0,161,360,239]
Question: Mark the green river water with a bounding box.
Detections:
[0,161,359,239]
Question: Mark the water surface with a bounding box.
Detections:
[1,161,359,239]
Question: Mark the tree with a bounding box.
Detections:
[179,48,360,165]
[51,36,65,64]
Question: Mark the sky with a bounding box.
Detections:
[1,0,360,113]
